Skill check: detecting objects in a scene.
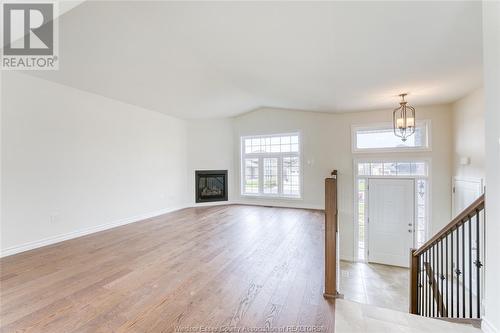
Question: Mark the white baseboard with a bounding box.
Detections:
[0,205,187,258]
[1,201,323,258]
[482,317,499,333]
[189,200,234,207]
[232,200,324,211]
[340,255,355,262]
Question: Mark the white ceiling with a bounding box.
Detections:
[30,1,483,119]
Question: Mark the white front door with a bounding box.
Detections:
[368,178,414,267]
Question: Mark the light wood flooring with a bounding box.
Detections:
[0,205,335,332]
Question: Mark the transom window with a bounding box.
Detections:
[241,133,301,198]
[352,121,430,152]
[357,161,428,177]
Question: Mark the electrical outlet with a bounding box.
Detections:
[341,270,350,278]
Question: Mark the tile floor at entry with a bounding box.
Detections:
[340,261,409,312]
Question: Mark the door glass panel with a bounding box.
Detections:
[244,158,259,194]
[283,156,300,197]
[263,158,278,194]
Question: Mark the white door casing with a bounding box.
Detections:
[368,178,415,267]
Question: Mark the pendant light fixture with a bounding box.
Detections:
[393,93,416,142]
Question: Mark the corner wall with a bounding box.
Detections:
[186,118,235,205]
[1,72,189,256]
[482,2,500,332]
[451,88,485,180]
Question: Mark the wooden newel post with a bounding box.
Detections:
[324,170,340,299]
[409,249,419,314]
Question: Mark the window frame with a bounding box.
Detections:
[353,158,432,262]
[240,132,302,199]
[351,120,432,153]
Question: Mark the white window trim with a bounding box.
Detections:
[240,132,303,200]
[353,158,432,262]
[351,120,432,153]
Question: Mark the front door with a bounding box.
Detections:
[368,178,414,267]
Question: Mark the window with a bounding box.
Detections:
[357,161,427,177]
[241,133,301,198]
[244,158,259,194]
[416,179,427,248]
[263,158,278,194]
[352,121,430,152]
[357,178,367,260]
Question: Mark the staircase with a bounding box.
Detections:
[409,194,485,324]
[336,298,481,333]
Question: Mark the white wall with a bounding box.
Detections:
[232,105,453,260]
[1,71,456,264]
[482,2,500,332]
[451,88,485,180]
[186,118,234,205]
[1,72,189,256]
[232,109,334,210]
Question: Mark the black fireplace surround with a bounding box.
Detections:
[195,170,228,203]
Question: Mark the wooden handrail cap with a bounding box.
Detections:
[414,194,485,256]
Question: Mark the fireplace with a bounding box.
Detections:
[195,170,228,203]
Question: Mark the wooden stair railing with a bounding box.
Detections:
[410,194,485,319]
[324,170,341,299]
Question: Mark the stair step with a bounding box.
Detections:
[335,299,482,332]
[434,318,481,329]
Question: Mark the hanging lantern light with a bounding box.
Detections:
[393,93,416,142]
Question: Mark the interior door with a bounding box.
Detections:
[452,178,483,218]
[452,177,484,290]
[368,178,414,267]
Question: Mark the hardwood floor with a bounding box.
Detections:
[0,205,335,332]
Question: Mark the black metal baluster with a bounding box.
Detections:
[438,241,441,317]
[469,217,472,318]
[436,242,440,317]
[433,244,436,317]
[430,246,433,317]
[446,233,449,317]
[475,210,481,318]
[462,222,466,318]
[440,239,444,316]
[456,226,460,318]
[421,255,424,315]
[424,251,426,316]
[451,229,454,318]
[426,250,429,317]
[418,255,421,315]
[417,253,420,315]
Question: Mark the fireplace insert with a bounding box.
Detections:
[195,170,228,203]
